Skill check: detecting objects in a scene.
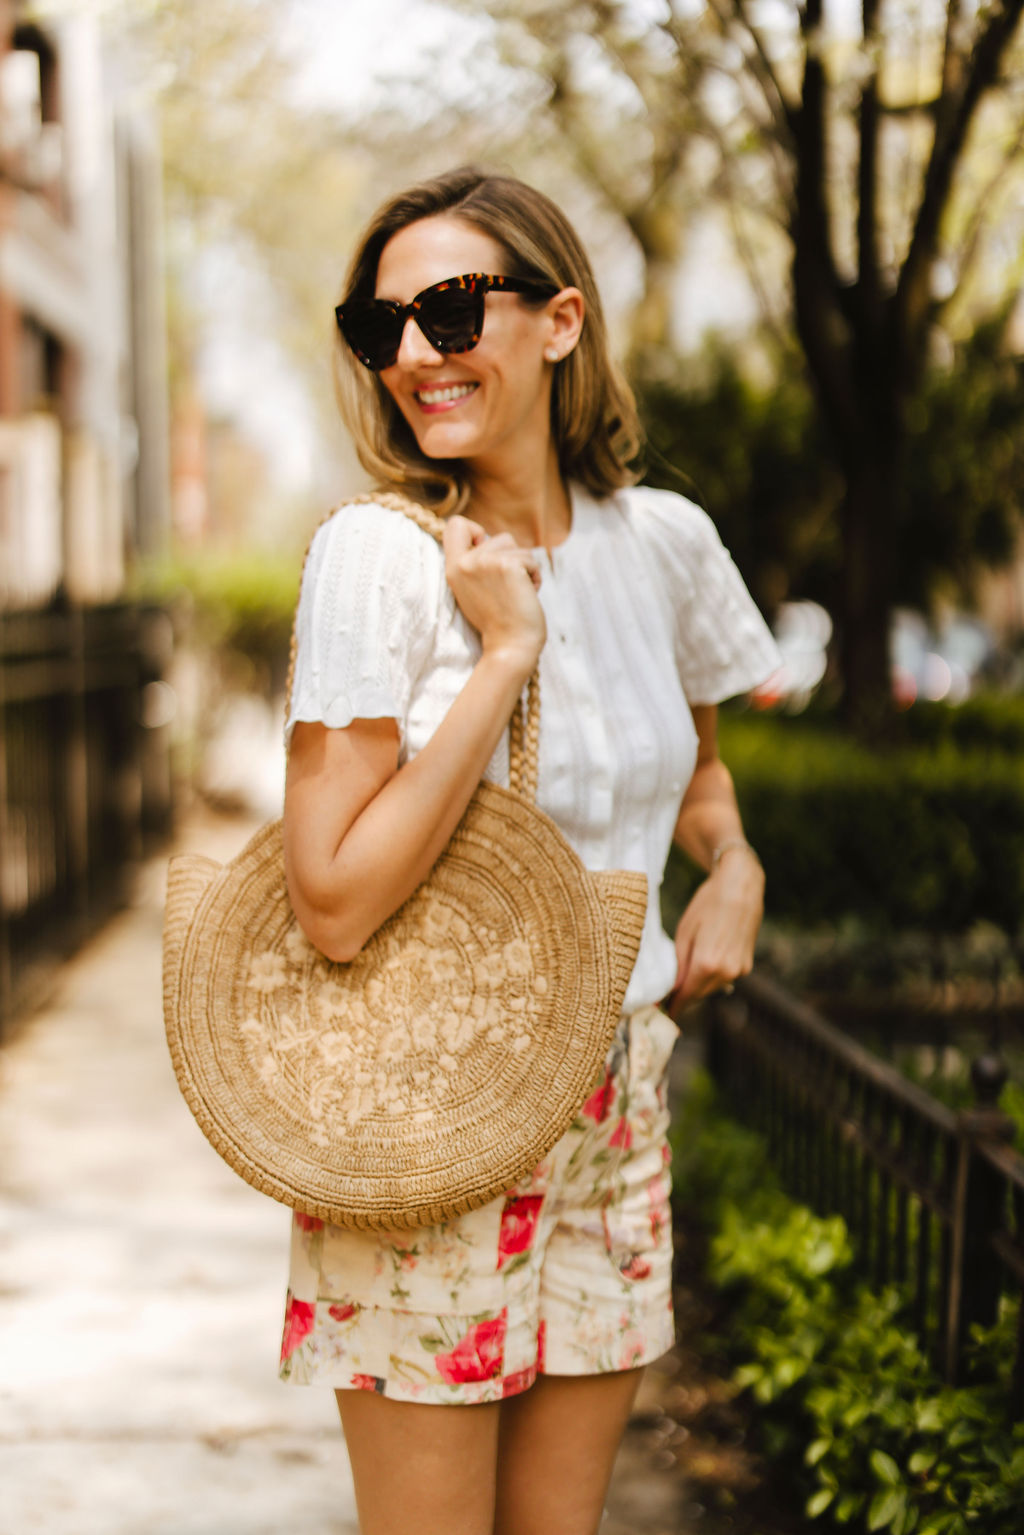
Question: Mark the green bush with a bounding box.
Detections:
[661,711,1024,934]
[672,1076,1024,1533]
[900,696,1024,755]
[138,552,301,693]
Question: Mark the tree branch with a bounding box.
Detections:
[791,0,858,449]
[896,0,1024,373]
[705,0,797,148]
[701,64,795,223]
[934,110,1024,325]
[857,0,883,323]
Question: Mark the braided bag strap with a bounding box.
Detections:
[284,492,541,804]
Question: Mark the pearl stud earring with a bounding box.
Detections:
[544,347,560,362]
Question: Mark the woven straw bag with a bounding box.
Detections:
[163,495,648,1231]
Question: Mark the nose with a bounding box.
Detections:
[394,315,441,370]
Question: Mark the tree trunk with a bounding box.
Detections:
[837,451,900,738]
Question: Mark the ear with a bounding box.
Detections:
[543,287,585,363]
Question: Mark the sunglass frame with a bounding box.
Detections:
[335,272,559,371]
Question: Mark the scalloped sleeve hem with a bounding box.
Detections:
[285,685,405,750]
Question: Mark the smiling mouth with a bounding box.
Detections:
[415,383,478,407]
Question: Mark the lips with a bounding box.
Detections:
[415,382,478,408]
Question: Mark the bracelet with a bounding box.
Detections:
[710,837,762,872]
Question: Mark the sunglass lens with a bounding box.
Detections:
[419,286,481,352]
[343,303,402,369]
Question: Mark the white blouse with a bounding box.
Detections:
[287,483,781,1011]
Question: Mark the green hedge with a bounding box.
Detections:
[672,1075,1024,1534]
[138,552,301,695]
[900,696,1024,755]
[661,711,1024,935]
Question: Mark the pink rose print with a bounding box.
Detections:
[619,1330,646,1369]
[294,1213,324,1233]
[648,1173,669,1243]
[581,1067,614,1123]
[435,1313,507,1385]
[497,1195,544,1270]
[328,1302,358,1323]
[619,1253,652,1281]
[351,1373,386,1394]
[280,1292,315,1362]
[609,1117,633,1151]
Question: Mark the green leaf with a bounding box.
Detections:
[909,1450,938,1476]
[806,1437,832,1467]
[916,1401,945,1433]
[947,1419,981,1449]
[869,1486,907,1531]
[806,1488,836,1519]
[871,1449,902,1486]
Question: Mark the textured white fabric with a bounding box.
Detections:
[287,483,781,1010]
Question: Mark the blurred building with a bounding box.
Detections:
[0,1,172,1031]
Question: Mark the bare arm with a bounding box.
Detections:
[670,704,765,1006]
[283,516,545,962]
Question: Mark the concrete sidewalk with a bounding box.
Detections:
[0,810,359,1535]
[0,808,691,1535]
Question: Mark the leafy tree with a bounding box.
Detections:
[641,312,1024,633]
[901,312,1024,613]
[412,0,1024,733]
[725,0,1024,732]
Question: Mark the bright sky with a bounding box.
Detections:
[200,0,506,494]
[285,0,496,116]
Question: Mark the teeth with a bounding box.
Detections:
[417,384,476,405]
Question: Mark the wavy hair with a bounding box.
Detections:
[333,166,642,512]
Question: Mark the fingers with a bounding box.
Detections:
[673,906,753,1006]
[442,519,546,666]
[443,520,542,588]
[442,515,487,561]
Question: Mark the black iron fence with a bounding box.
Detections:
[0,602,173,1033]
[708,970,1024,1413]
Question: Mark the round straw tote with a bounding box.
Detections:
[163,495,648,1231]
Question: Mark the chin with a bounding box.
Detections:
[413,425,481,460]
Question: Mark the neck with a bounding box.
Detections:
[467,444,572,551]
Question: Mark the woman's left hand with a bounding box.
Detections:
[670,848,764,1008]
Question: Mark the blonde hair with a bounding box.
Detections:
[334,167,642,512]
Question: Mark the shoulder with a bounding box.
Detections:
[598,484,726,588]
[307,497,444,575]
[615,484,721,546]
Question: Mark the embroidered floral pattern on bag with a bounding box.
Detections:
[239,892,550,1142]
[278,1006,681,1405]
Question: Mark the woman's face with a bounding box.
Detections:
[373,215,564,474]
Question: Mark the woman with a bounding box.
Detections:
[279,166,779,1535]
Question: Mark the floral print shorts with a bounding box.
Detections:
[278,1004,678,1405]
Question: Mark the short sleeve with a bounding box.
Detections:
[285,502,443,750]
[633,487,781,704]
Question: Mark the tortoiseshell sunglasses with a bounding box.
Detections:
[335,272,559,371]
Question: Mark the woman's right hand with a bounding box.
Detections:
[444,516,546,673]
